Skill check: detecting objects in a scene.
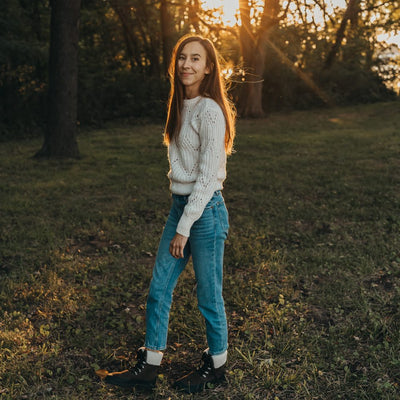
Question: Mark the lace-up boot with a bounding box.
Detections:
[103,348,159,388]
[173,351,226,393]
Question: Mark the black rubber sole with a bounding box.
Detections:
[104,377,156,389]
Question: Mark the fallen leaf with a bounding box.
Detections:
[95,369,108,379]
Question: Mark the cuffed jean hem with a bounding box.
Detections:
[143,344,167,352]
[208,346,229,356]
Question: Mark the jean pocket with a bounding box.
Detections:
[216,202,229,237]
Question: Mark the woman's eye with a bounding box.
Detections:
[193,57,199,62]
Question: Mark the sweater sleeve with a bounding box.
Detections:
[176,103,226,237]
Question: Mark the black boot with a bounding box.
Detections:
[173,351,226,393]
[103,349,159,388]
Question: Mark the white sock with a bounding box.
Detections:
[142,347,163,366]
[207,349,227,369]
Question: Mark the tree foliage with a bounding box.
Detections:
[0,0,398,139]
[0,0,49,138]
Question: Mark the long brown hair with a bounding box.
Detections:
[163,35,236,155]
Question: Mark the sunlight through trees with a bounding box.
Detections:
[0,0,398,143]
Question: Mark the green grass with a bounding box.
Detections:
[1,101,399,399]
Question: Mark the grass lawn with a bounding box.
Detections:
[1,101,399,399]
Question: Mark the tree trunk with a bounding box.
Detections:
[324,0,359,69]
[238,0,280,117]
[238,44,266,118]
[238,0,265,117]
[35,0,81,158]
[138,5,161,77]
[110,2,142,70]
[160,0,174,74]
[188,0,201,33]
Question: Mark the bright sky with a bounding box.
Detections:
[201,0,239,26]
[201,0,400,46]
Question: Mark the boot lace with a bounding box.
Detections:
[131,350,147,375]
[197,355,213,379]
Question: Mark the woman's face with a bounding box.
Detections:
[177,41,210,98]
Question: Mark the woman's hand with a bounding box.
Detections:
[169,233,188,259]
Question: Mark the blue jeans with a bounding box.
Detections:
[144,191,229,356]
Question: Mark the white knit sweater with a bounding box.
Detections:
[168,96,227,237]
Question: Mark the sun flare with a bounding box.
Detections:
[201,0,400,46]
[200,0,348,28]
[201,0,240,27]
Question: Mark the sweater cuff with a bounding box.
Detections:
[176,215,192,238]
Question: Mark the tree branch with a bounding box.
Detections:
[196,13,239,38]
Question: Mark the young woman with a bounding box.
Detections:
[102,34,236,394]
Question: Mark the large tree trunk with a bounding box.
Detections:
[238,0,281,117]
[237,45,266,118]
[35,0,81,158]
[324,0,360,69]
[238,0,265,117]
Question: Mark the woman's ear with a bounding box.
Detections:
[205,62,214,75]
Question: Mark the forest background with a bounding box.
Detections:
[1,0,399,145]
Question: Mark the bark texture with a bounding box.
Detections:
[36,0,81,158]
